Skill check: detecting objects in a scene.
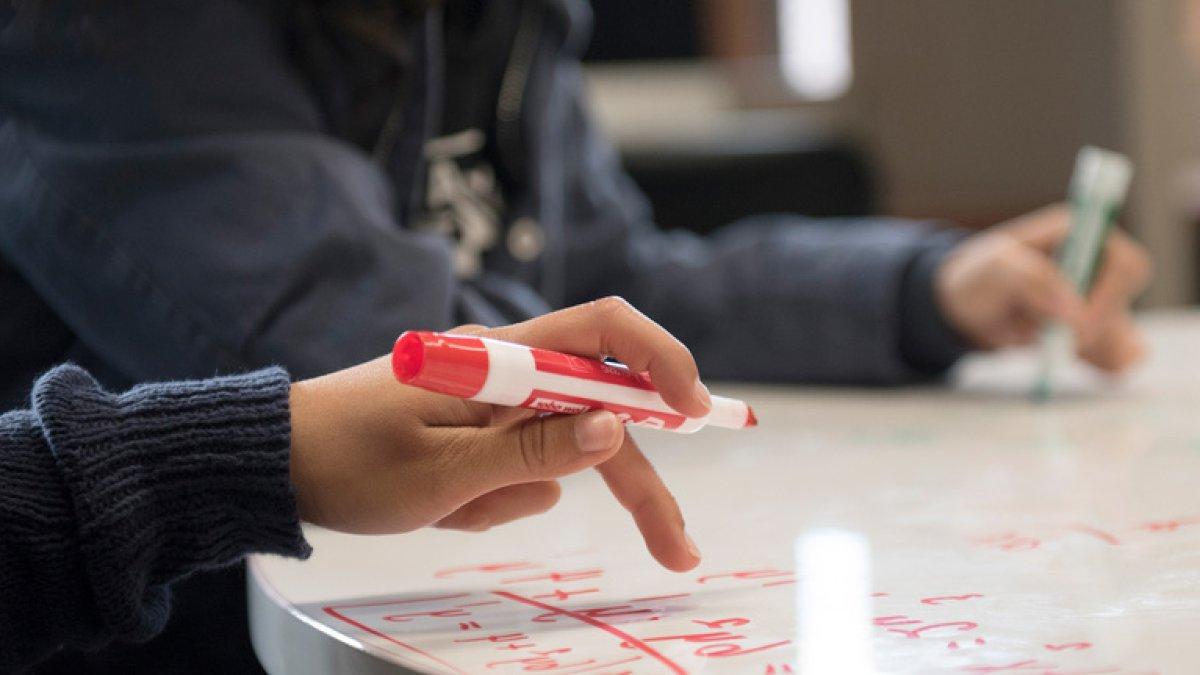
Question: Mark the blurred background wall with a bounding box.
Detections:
[583,0,1200,306]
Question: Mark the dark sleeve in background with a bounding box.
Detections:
[545,53,970,384]
[0,365,307,673]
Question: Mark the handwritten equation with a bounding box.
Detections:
[322,562,790,675]
[313,549,1169,675]
[974,515,1200,554]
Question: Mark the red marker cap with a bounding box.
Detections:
[392,331,490,399]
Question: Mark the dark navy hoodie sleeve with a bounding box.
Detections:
[544,7,970,383]
[0,365,308,673]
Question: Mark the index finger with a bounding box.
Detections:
[1080,232,1152,342]
[482,297,711,418]
[595,431,700,572]
[1002,203,1071,250]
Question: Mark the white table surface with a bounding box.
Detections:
[250,311,1200,675]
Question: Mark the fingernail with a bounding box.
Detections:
[685,531,702,559]
[692,379,712,413]
[574,411,620,452]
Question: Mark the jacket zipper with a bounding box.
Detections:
[496,1,542,181]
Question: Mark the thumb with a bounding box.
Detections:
[1007,246,1084,324]
[470,410,625,488]
[1003,203,1071,251]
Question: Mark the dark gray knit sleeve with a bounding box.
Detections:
[0,365,309,672]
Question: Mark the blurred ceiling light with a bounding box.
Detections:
[777,0,854,100]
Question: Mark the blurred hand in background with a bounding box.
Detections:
[936,204,1153,373]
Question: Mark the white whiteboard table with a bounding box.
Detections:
[249,311,1200,675]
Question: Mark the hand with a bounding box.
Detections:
[936,204,1153,372]
[287,297,710,572]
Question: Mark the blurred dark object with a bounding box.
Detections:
[625,135,875,234]
[585,2,874,231]
[584,0,702,62]
[35,566,266,675]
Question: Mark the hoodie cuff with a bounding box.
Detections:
[898,228,973,375]
[32,365,311,641]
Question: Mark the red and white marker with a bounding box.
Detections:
[392,331,757,433]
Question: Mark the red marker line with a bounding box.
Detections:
[1067,523,1121,546]
[322,606,472,675]
[435,561,541,578]
[457,600,504,608]
[492,590,688,675]
[629,593,691,603]
[561,655,644,674]
[321,592,470,611]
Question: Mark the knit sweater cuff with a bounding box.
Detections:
[32,365,311,642]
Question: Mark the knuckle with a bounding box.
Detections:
[592,296,639,360]
[1002,253,1036,282]
[421,458,456,509]
[1129,248,1153,282]
[1108,241,1153,285]
[448,323,488,336]
[594,295,636,322]
[988,237,1022,265]
[424,432,472,502]
[518,420,552,477]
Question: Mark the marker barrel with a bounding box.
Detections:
[392,331,756,433]
[1035,146,1133,401]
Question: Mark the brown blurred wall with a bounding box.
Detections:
[695,0,1200,304]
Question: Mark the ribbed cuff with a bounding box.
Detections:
[898,228,972,375]
[0,409,97,670]
[32,365,310,642]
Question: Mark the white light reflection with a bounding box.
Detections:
[777,0,854,100]
[796,529,875,674]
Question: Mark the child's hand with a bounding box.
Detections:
[287,297,709,572]
[936,204,1153,372]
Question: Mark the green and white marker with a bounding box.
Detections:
[1033,146,1133,401]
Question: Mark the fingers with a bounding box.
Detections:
[432,308,702,573]
[1078,231,1152,346]
[1001,203,1071,250]
[997,203,1152,357]
[595,431,700,572]
[483,297,711,418]
[1004,245,1084,326]
[990,311,1040,348]
[996,204,1152,323]
[996,232,1147,372]
[435,481,562,532]
[1078,312,1146,373]
[436,410,625,501]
